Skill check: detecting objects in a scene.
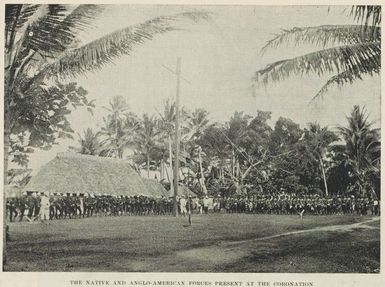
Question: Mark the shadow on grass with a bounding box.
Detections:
[219,229,380,273]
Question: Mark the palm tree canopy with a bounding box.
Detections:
[182,108,210,142]
[69,128,102,156]
[5,4,210,98]
[338,105,380,171]
[255,5,381,99]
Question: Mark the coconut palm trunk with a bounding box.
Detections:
[3,135,10,265]
[198,147,208,195]
[3,94,12,265]
[168,135,174,193]
[146,153,150,178]
[231,150,236,178]
[160,158,164,180]
[319,156,329,196]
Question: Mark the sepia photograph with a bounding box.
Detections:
[2,2,381,275]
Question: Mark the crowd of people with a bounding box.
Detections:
[217,193,380,216]
[5,190,380,223]
[5,192,176,222]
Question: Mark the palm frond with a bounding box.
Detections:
[5,5,42,51]
[255,42,380,86]
[61,4,103,32]
[5,4,41,32]
[25,5,103,57]
[5,5,22,30]
[351,6,382,40]
[351,5,381,27]
[21,5,68,56]
[261,25,380,54]
[313,61,379,100]
[36,11,210,79]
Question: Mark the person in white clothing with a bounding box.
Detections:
[40,192,50,221]
[179,196,187,216]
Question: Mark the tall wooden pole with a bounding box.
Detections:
[173,58,181,217]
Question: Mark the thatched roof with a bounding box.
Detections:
[142,179,169,197]
[24,153,153,197]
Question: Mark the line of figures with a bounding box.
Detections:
[220,193,380,216]
[6,191,380,222]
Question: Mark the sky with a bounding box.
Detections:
[25,5,381,174]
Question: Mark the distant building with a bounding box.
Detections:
[24,153,166,197]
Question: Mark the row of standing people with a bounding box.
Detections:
[6,192,177,222]
[210,193,380,216]
[6,191,380,222]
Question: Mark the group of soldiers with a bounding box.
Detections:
[6,190,380,222]
[215,193,380,216]
[6,192,177,222]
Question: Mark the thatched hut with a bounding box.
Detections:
[24,153,153,197]
[142,179,169,197]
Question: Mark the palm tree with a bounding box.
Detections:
[4,4,209,263]
[302,123,339,196]
[158,99,174,178]
[182,108,210,194]
[182,108,210,142]
[4,3,209,170]
[134,114,162,178]
[338,106,380,197]
[98,96,139,158]
[157,99,181,184]
[198,124,231,182]
[103,96,130,134]
[69,128,102,155]
[255,6,381,99]
[99,113,139,159]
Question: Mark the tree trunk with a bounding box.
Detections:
[319,157,329,197]
[198,147,207,195]
[237,162,259,194]
[164,163,171,186]
[231,149,235,178]
[168,135,174,194]
[3,124,11,265]
[146,153,150,178]
[160,158,164,180]
[235,159,240,178]
[234,180,240,194]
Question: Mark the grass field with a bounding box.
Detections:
[3,214,380,273]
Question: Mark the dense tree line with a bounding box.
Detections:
[66,96,380,200]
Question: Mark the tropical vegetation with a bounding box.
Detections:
[62,101,380,201]
[255,6,381,99]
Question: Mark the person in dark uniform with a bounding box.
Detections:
[17,192,28,222]
[6,198,17,222]
[34,192,41,219]
[49,193,56,220]
[26,192,35,221]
